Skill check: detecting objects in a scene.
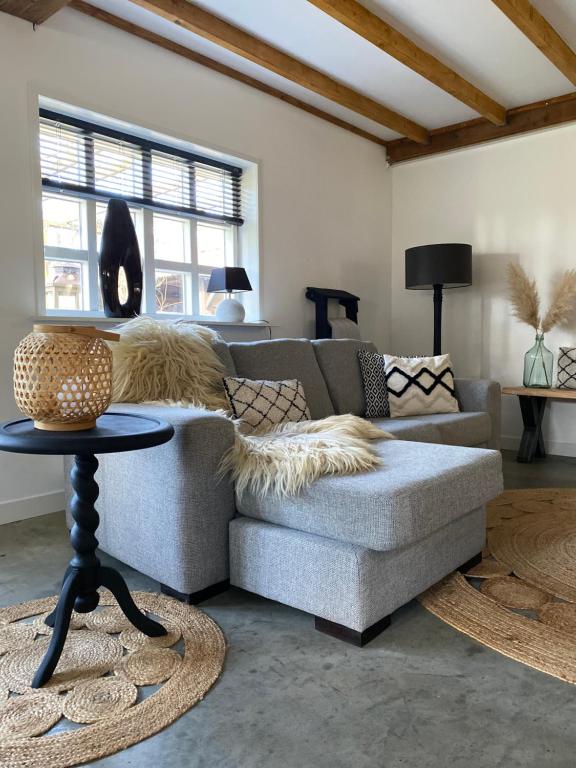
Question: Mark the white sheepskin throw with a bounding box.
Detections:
[220,414,393,498]
[110,318,394,497]
[111,317,229,410]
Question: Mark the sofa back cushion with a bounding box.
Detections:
[212,340,237,377]
[312,339,377,415]
[227,339,334,419]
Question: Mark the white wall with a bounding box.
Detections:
[390,124,576,455]
[0,8,391,521]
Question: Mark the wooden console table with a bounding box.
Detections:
[502,386,576,463]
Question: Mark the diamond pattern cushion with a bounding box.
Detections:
[557,347,576,389]
[384,354,459,418]
[227,340,334,420]
[357,349,390,418]
[223,378,311,431]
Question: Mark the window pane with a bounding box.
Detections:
[42,195,84,249]
[197,223,229,268]
[45,260,85,311]
[40,122,86,186]
[199,272,225,317]
[153,214,189,263]
[96,203,140,252]
[152,154,189,207]
[155,271,187,314]
[196,166,228,216]
[94,137,143,198]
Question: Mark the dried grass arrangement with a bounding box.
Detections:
[506,264,576,332]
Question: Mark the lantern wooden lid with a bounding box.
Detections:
[33,325,120,342]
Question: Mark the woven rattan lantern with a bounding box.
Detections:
[13,325,120,431]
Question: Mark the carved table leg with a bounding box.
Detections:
[99,567,166,637]
[35,453,166,688]
[32,570,81,688]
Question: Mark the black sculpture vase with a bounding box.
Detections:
[99,199,143,318]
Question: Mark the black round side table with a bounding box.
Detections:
[0,412,175,688]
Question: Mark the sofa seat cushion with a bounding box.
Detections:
[228,339,334,420]
[416,411,491,447]
[235,439,502,551]
[370,416,442,443]
[372,411,491,447]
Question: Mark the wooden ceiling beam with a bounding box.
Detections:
[126,0,428,143]
[309,0,507,125]
[491,0,576,85]
[70,1,387,147]
[386,91,576,163]
[0,0,72,24]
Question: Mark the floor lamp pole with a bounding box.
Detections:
[433,283,443,356]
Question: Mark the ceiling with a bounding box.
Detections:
[80,0,576,143]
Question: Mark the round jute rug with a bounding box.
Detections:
[0,591,226,767]
[419,488,576,684]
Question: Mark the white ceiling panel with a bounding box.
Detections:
[83,0,402,139]
[531,0,576,52]
[69,0,576,144]
[186,0,477,127]
[362,0,574,107]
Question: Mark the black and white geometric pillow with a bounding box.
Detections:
[223,377,311,432]
[383,354,459,418]
[557,347,576,389]
[357,350,390,418]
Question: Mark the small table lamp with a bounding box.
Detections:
[207,267,252,323]
[405,243,472,355]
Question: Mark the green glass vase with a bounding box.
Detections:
[523,333,553,388]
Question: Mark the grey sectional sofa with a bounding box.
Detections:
[65,338,503,645]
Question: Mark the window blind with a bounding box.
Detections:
[39,109,243,225]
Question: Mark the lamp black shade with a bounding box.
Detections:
[207,267,252,294]
[404,243,472,356]
[405,243,472,290]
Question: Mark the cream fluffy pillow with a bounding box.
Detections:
[111,317,229,410]
[384,354,459,418]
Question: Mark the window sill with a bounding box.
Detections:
[31,314,272,329]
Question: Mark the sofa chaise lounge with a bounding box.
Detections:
[65,338,503,645]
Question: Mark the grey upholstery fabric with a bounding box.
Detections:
[230,507,485,631]
[370,416,443,443]
[311,339,377,416]
[235,439,502,551]
[373,412,490,446]
[212,340,237,377]
[418,412,491,446]
[454,378,501,450]
[228,339,334,420]
[64,403,236,594]
[61,333,502,610]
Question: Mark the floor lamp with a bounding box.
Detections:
[405,243,472,356]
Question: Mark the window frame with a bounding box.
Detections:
[38,107,246,320]
[40,186,240,320]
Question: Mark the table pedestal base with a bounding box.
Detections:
[517,395,547,463]
[32,453,166,689]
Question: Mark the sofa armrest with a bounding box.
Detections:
[65,403,236,595]
[453,379,501,450]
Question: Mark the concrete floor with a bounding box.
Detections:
[2,450,576,767]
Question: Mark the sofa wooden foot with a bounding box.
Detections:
[458,551,482,574]
[314,614,391,647]
[160,579,230,605]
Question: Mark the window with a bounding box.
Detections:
[39,109,244,317]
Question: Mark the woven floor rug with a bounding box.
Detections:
[0,590,226,767]
[419,488,576,684]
